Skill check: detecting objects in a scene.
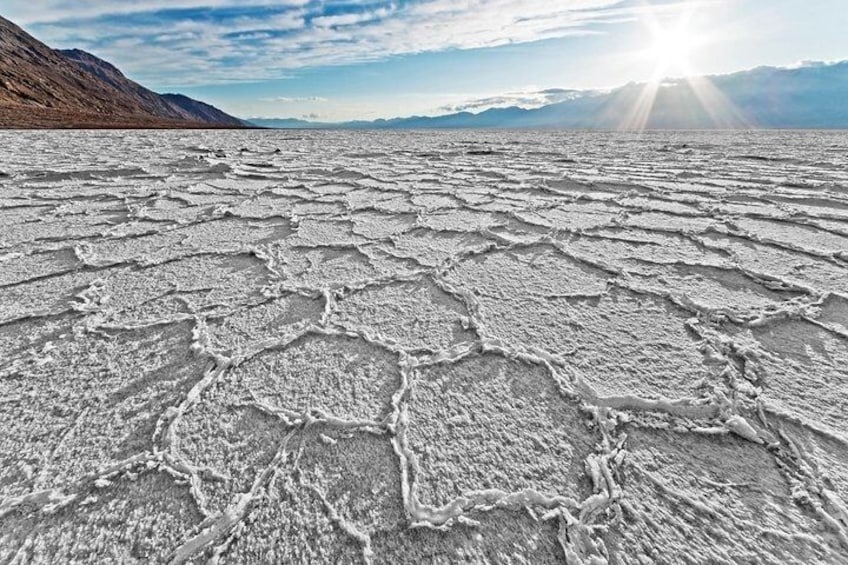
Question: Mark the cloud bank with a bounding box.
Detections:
[261,96,328,103]
[440,88,598,113]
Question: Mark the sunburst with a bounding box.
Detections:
[618,2,747,130]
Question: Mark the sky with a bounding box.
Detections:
[4,0,847,121]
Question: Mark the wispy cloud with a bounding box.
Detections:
[4,0,688,86]
[261,96,328,102]
[4,1,310,24]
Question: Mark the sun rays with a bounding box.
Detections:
[617,1,748,130]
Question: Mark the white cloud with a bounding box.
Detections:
[261,96,329,102]
[311,7,394,29]
[3,0,701,86]
[440,88,596,113]
[3,1,310,24]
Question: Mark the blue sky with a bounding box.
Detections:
[5,0,847,121]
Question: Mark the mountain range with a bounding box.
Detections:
[0,15,243,128]
[250,61,848,130]
[3,10,846,130]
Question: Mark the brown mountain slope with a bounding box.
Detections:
[0,15,244,128]
[159,93,245,127]
[59,49,244,127]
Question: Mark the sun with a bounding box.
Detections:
[642,6,701,80]
[650,26,694,75]
[619,2,747,130]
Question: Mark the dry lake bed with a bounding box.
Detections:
[1,129,847,564]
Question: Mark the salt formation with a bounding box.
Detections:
[1,129,847,563]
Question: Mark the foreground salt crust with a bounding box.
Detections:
[1,130,847,564]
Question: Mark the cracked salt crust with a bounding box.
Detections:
[1,129,847,564]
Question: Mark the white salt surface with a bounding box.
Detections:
[0,129,847,563]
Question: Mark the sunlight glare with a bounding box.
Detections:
[644,5,699,81]
[650,25,695,78]
[615,2,748,130]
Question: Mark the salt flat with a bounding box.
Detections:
[1,129,847,564]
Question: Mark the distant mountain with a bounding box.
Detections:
[253,61,848,130]
[0,15,244,128]
[245,117,322,129]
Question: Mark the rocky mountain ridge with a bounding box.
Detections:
[0,15,244,128]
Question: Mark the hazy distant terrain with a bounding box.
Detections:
[1,130,847,563]
[251,61,848,130]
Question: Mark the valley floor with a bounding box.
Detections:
[1,129,847,564]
